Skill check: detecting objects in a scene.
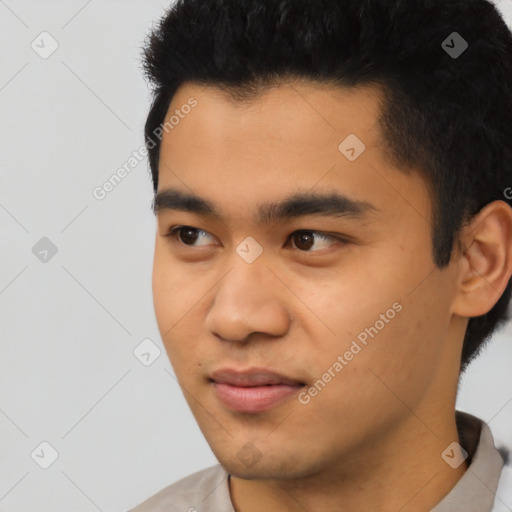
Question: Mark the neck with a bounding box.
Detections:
[229,412,468,512]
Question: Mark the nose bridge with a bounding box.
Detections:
[204,251,291,342]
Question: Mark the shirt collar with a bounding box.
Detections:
[431,411,504,512]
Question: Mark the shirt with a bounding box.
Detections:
[127,411,511,512]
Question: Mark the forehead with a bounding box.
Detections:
[156,80,430,228]
[159,80,384,181]
[166,79,386,149]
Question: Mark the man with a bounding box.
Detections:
[128,0,512,510]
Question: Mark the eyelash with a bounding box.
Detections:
[162,225,347,253]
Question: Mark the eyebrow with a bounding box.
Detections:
[152,187,378,224]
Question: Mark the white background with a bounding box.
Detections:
[0,1,511,510]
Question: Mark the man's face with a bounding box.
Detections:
[152,81,462,479]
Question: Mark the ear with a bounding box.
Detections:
[452,200,512,318]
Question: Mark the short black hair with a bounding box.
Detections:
[141,0,512,373]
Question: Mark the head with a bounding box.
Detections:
[142,0,512,480]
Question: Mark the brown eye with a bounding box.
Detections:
[291,231,315,250]
[164,226,215,247]
[288,230,340,252]
[177,227,200,245]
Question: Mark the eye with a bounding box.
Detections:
[286,230,342,252]
[163,226,344,253]
[163,226,216,247]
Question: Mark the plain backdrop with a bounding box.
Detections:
[0,1,511,510]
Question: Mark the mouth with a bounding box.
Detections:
[209,367,306,413]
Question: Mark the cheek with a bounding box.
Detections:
[298,246,449,389]
[152,243,197,324]
[152,249,191,349]
[350,278,454,409]
[152,250,176,331]
[289,258,405,351]
[295,299,447,442]
[152,246,210,372]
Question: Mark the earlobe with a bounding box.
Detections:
[452,200,512,318]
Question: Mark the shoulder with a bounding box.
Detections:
[127,464,232,512]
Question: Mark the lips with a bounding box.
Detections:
[210,367,304,387]
[209,367,305,413]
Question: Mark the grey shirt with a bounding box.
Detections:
[128,411,508,512]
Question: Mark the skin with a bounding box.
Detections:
[151,80,512,512]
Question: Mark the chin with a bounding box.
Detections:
[216,449,316,482]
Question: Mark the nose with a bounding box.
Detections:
[204,258,291,343]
